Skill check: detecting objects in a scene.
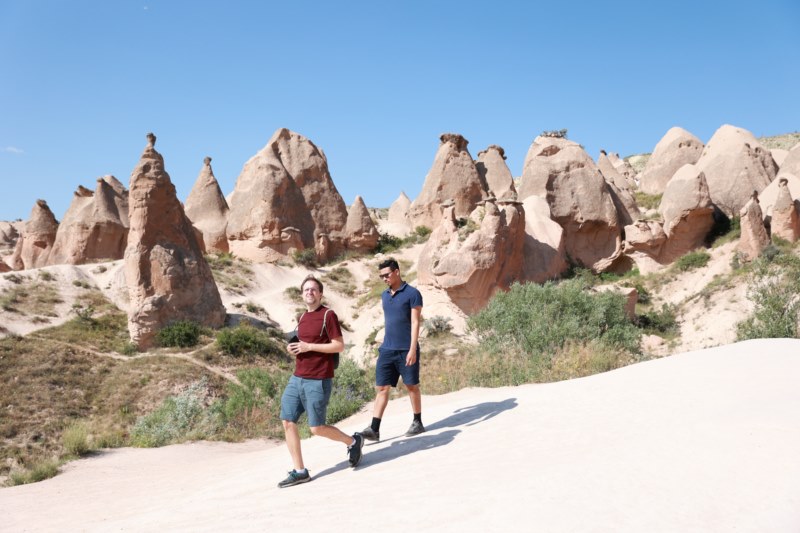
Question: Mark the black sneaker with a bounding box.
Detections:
[360,427,380,442]
[277,469,311,488]
[405,420,425,437]
[348,433,364,467]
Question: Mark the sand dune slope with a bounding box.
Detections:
[3,339,800,532]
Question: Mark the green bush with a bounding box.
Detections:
[156,321,202,348]
[62,421,90,456]
[326,358,374,424]
[216,323,281,357]
[736,253,800,340]
[413,226,432,239]
[637,304,678,334]
[375,233,404,254]
[216,368,287,437]
[673,250,711,272]
[292,249,318,268]
[130,379,211,447]
[468,279,641,358]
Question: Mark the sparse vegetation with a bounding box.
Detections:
[634,192,662,211]
[62,421,91,456]
[425,315,452,337]
[157,321,203,348]
[283,286,303,303]
[636,303,678,335]
[206,252,254,295]
[736,248,800,341]
[292,248,318,268]
[131,379,213,447]
[216,323,282,357]
[322,266,357,296]
[673,250,711,272]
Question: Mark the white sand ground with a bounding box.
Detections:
[3,339,799,532]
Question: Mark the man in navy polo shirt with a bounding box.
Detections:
[361,258,425,441]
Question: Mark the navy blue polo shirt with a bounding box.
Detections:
[381,282,423,350]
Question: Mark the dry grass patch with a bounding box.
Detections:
[206,252,254,295]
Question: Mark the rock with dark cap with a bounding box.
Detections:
[185,156,230,254]
[9,199,59,270]
[345,195,379,253]
[124,133,225,349]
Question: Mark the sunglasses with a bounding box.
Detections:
[379,270,395,279]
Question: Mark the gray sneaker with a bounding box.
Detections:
[405,420,425,437]
[360,427,380,442]
[348,433,364,467]
[277,469,311,488]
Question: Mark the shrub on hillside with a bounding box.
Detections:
[736,252,800,341]
[130,379,211,447]
[425,315,453,337]
[157,321,202,348]
[216,323,281,357]
[216,368,287,437]
[326,358,374,424]
[468,279,641,358]
[673,250,711,272]
[292,249,318,268]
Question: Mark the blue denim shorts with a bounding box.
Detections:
[375,347,420,387]
[280,375,333,427]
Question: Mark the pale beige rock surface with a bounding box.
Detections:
[124,133,226,349]
[344,195,379,253]
[519,135,622,272]
[476,145,515,199]
[408,134,486,230]
[521,195,568,282]
[386,191,413,236]
[736,195,770,262]
[657,164,715,261]
[184,157,230,254]
[3,339,799,532]
[639,126,704,195]
[758,172,800,221]
[8,199,59,270]
[767,178,799,242]
[48,176,129,265]
[696,124,778,217]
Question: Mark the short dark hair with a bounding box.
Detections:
[300,275,323,293]
[378,258,399,271]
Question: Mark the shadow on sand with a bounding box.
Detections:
[312,398,518,480]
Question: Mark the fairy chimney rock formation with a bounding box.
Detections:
[769,178,800,242]
[736,193,770,262]
[226,128,348,262]
[408,133,487,230]
[184,156,230,254]
[521,195,569,283]
[657,164,715,261]
[476,145,516,200]
[9,200,59,270]
[345,195,379,253]
[518,135,622,272]
[386,191,413,236]
[696,124,778,218]
[124,133,225,349]
[49,176,129,265]
[418,197,525,314]
[639,127,704,195]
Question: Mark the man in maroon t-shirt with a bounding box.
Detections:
[277,275,364,488]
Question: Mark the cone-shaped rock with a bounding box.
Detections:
[409,134,487,230]
[386,191,412,236]
[49,176,129,265]
[518,135,622,272]
[759,172,800,223]
[736,193,770,262]
[227,128,348,262]
[769,178,800,242]
[639,127,704,195]
[345,195,379,253]
[124,133,225,349]
[9,200,59,270]
[418,197,525,314]
[696,125,778,218]
[778,144,800,178]
[476,145,516,200]
[607,152,638,186]
[598,150,632,192]
[185,157,230,254]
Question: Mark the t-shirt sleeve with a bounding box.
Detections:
[411,287,423,308]
[325,309,343,341]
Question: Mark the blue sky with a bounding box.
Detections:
[1,0,798,222]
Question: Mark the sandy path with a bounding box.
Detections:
[3,339,800,532]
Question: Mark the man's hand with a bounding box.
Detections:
[288,341,308,355]
[405,348,417,366]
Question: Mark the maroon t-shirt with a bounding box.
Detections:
[294,305,342,380]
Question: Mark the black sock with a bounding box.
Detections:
[371,417,381,432]
[413,412,422,423]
